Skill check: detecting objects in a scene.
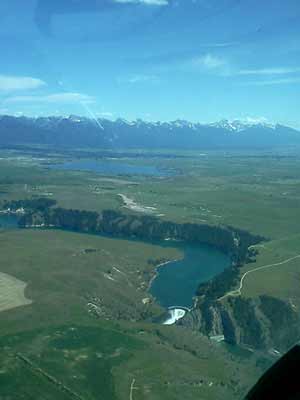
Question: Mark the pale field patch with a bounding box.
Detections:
[0,272,32,312]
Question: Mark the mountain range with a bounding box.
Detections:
[0,115,299,150]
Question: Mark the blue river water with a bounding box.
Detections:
[150,243,229,309]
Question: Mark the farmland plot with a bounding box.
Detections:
[0,272,32,312]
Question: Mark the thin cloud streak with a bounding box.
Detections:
[0,75,46,92]
[128,74,159,83]
[117,74,159,84]
[190,54,226,69]
[240,77,300,86]
[5,92,95,104]
[239,67,300,76]
[114,0,168,4]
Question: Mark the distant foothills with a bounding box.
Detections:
[0,114,300,150]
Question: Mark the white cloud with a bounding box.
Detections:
[239,67,300,76]
[241,77,300,86]
[0,75,46,92]
[238,116,272,125]
[128,74,158,83]
[190,54,226,69]
[114,0,168,5]
[5,92,95,104]
[117,74,159,84]
[97,111,114,118]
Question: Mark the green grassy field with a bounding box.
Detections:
[0,321,264,400]
[2,151,300,238]
[0,230,263,400]
[240,234,300,305]
[0,228,182,334]
[1,148,300,399]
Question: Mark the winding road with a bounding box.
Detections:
[219,253,300,301]
[129,378,138,400]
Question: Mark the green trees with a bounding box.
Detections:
[3,198,56,212]
[196,266,240,300]
[17,201,264,266]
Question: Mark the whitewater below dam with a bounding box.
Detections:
[163,308,188,325]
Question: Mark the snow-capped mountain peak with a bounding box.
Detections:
[209,119,276,132]
[0,114,298,149]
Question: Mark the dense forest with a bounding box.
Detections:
[15,201,264,265]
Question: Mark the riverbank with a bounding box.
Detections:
[147,258,181,292]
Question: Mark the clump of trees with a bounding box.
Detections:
[196,266,240,301]
[3,198,56,212]
[20,206,248,257]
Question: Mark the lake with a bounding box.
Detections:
[49,160,172,177]
[150,243,229,309]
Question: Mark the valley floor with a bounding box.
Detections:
[1,147,300,399]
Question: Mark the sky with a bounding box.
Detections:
[0,0,300,128]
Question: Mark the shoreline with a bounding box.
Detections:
[147,258,181,292]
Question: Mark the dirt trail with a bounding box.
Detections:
[129,378,138,400]
[219,254,300,301]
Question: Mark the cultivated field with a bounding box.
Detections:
[0,272,32,312]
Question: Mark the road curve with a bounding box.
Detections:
[218,253,300,301]
[130,378,137,400]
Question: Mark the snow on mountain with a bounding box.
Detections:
[103,118,276,133]
[209,119,276,132]
[0,114,299,149]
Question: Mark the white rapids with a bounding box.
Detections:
[163,308,187,325]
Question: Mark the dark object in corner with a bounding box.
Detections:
[245,345,300,399]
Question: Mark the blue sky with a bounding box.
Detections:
[0,0,300,127]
